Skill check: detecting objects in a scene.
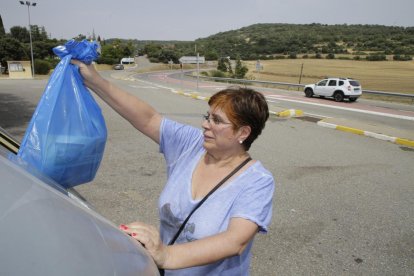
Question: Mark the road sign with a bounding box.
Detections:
[179,56,205,64]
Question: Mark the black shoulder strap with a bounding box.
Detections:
[168,157,252,245]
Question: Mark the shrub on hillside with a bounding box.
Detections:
[366,54,387,61]
[393,54,412,61]
[288,52,297,59]
[210,70,226,78]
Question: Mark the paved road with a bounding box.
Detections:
[136,69,414,142]
[1,69,413,275]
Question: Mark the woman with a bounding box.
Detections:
[72,60,275,275]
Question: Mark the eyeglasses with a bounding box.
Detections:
[203,112,232,126]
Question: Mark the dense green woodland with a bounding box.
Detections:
[1,13,413,74]
[194,23,414,59]
[134,23,414,63]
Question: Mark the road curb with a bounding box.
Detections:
[274,109,304,118]
[317,120,414,147]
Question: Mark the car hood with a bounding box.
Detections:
[0,149,159,276]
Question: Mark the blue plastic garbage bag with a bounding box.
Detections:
[17,39,107,188]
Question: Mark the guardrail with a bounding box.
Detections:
[197,75,305,89]
[195,75,414,103]
[362,89,414,100]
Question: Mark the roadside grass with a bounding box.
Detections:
[95,64,113,71]
[245,59,414,94]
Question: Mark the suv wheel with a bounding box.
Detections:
[333,92,344,102]
[305,88,314,98]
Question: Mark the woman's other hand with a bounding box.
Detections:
[119,222,168,268]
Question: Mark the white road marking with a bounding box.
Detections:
[266,95,414,121]
[129,85,159,89]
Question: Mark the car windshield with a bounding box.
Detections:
[349,80,360,86]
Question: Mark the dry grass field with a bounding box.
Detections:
[245,59,414,94]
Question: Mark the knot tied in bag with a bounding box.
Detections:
[53,39,100,65]
[18,40,107,188]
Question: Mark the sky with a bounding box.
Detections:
[2,0,414,41]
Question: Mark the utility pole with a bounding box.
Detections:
[19,1,37,78]
[298,63,304,85]
[195,44,199,91]
[196,52,200,91]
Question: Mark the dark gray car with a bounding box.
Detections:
[113,64,125,70]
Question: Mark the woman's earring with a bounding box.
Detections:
[239,140,243,144]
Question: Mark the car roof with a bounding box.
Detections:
[325,77,358,81]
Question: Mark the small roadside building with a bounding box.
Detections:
[7,61,32,79]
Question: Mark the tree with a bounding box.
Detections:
[0,37,28,67]
[234,56,248,79]
[143,43,162,58]
[217,57,227,72]
[204,49,218,60]
[217,57,232,74]
[121,41,135,57]
[0,15,5,37]
[158,48,178,63]
[30,25,48,41]
[97,39,136,64]
[74,34,87,40]
[32,40,58,59]
[10,26,30,43]
[97,43,121,64]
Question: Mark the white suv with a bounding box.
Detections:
[304,78,362,102]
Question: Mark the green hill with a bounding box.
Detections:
[168,23,414,60]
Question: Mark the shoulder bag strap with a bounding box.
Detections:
[168,157,252,245]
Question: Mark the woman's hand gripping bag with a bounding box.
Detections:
[17,40,107,188]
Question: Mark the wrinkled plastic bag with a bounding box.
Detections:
[17,39,107,188]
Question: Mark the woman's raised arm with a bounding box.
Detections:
[71,60,162,144]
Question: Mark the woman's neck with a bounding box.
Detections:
[204,150,250,169]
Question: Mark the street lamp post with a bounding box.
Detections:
[19,1,37,78]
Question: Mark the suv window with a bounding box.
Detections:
[328,80,337,86]
[349,80,360,86]
[317,80,328,86]
[339,81,344,86]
